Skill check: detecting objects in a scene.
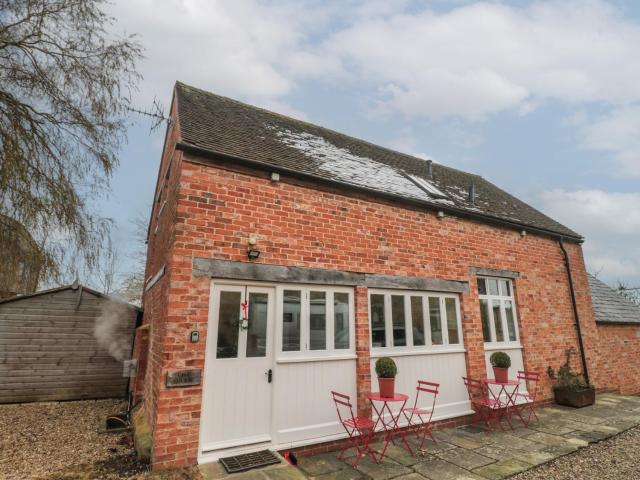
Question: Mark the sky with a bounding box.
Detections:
[102,0,640,289]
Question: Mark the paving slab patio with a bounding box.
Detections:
[199,393,640,480]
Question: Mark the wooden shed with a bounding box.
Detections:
[0,284,140,403]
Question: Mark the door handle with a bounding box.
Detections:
[266,369,273,383]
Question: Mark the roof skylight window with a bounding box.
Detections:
[406,174,449,199]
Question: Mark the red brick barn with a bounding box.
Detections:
[588,274,640,395]
[133,82,611,469]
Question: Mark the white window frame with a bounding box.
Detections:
[368,289,464,354]
[275,285,356,361]
[478,276,521,348]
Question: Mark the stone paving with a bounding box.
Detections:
[199,393,640,480]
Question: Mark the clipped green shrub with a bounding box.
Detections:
[490,351,511,368]
[375,357,397,378]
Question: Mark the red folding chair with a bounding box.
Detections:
[515,371,541,426]
[402,380,439,449]
[331,391,376,468]
[462,377,503,434]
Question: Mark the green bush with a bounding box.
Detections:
[375,357,397,378]
[490,351,511,368]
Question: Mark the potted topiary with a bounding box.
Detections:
[489,351,511,383]
[547,348,595,408]
[375,357,397,398]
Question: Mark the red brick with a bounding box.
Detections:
[130,104,622,470]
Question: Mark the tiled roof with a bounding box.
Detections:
[174,82,581,240]
[588,274,640,325]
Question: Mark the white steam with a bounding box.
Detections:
[94,301,132,362]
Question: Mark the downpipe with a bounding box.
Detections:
[558,237,590,387]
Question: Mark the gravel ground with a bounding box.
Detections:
[513,425,640,480]
[0,399,140,479]
[0,399,198,480]
[2,399,640,479]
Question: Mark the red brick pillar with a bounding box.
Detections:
[151,273,211,468]
[459,283,488,380]
[131,325,150,404]
[355,286,371,417]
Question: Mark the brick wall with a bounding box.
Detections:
[137,147,600,468]
[131,325,149,403]
[134,97,191,466]
[593,324,640,395]
[355,286,372,418]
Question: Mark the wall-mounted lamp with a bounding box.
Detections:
[437,211,445,219]
[520,230,527,237]
[270,172,280,182]
[247,235,260,259]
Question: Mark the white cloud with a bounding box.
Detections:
[108,0,640,177]
[112,1,640,121]
[385,129,433,160]
[319,1,640,120]
[109,0,329,110]
[539,189,640,283]
[579,105,640,177]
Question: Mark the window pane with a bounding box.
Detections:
[246,292,268,357]
[477,278,487,295]
[492,300,504,342]
[217,291,241,358]
[370,294,386,347]
[334,292,350,349]
[410,296,425,346]
[283,290,301,351]
[499,280,511,297]
[480,299,492,342]
[391,295,406,346]
[309,291,326,350]
[505,300,517,341]
[488,279,499,295]
[429,297,443,345]
[445,298,459,344]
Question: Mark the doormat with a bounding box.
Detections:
[219,449,281,473]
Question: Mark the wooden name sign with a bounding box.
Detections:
[166,369,202,388]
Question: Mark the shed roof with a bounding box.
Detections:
[174,81,581,241]
[0,283,141,311]
[588,274,640,325]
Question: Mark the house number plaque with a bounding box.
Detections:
[166,369,202,388]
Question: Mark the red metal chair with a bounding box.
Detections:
[401,380,440,449]
[331,391,376,468]
[462,377,503,434]
[515,371,541,426]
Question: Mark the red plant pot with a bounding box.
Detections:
[493,367,509,383]
[378,377,395,398]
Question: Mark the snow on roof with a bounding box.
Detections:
[272,127,447,203]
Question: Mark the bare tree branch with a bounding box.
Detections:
[615,280,640,306]
[0,0,142,286]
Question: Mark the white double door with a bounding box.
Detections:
[200,284,275,453]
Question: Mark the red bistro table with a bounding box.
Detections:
[483,379,521,430]
[367,392,413,462]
